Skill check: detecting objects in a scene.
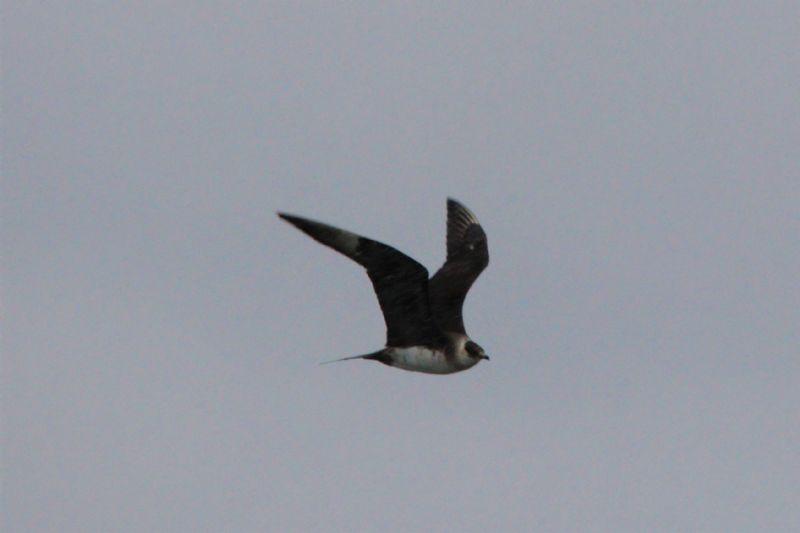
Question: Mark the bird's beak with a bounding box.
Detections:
[481,355,490,361]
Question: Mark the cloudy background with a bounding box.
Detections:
[4,3,799,532]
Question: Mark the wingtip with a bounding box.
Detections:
[448,198,475,215]
[446,198,479,224]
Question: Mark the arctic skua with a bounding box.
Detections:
[278,198,489,374]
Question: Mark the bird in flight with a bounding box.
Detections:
[278,198,489,374]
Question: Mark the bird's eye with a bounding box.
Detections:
[467,243,475,251]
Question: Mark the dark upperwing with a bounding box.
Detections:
[429,198,489,334]
[278,213,447,348]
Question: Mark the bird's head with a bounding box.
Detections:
[465,340,490,362]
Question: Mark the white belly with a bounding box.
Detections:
[388,346,473,375]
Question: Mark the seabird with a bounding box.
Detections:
[278,198,489,374]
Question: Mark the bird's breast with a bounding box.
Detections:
[387,346,473,374]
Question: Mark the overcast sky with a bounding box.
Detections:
[4,3,799,532]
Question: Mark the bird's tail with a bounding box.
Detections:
[320,350,390,366]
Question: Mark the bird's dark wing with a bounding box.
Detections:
[279,213,446,348]
[429,198,489,334]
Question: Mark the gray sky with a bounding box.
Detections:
[4,3,799,532]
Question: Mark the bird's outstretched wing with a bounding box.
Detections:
[428,198,489,334]
[279,213,446,348]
